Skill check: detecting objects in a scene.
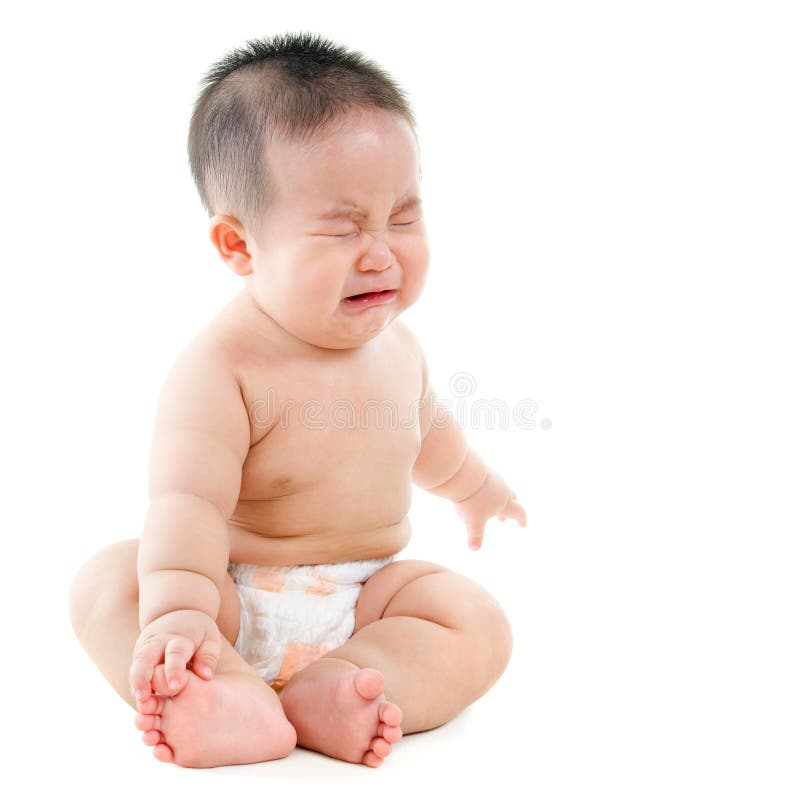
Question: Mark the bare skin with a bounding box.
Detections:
[69,108,526,769]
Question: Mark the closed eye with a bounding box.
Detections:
[318,219,421,238]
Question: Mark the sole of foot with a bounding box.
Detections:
[278,657,403,768]
[134,664,297,768]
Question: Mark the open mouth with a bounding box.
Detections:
[342,289,397,307]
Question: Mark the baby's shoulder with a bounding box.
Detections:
[389,317,423,361]
[157,314,251,409]
[188,311,260,373]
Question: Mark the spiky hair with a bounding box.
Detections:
[187,31,417,235]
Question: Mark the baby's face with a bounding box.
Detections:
[242,108,429,350]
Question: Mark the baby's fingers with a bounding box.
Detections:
[504,498,527,527]
[129,640,163,701]
[163,635,195,692]
[191,632,221,680]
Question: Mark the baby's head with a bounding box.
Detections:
[188,32,429,350]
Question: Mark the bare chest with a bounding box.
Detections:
[237,335,423,504]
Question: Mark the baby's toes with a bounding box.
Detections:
[141,728,163,746]
[379,723,403,744]
[362,749,384,768]
[369,736,392,758]
[139,716,174,763]
[152,742,175,763]
[136,694,164,715]
[352,667,385,700]
[134,712,162,733]
[378,701,402,728]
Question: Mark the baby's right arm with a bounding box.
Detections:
[129,341,250,700]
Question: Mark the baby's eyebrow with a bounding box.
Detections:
[316,194,422,221]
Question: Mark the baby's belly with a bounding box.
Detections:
[227,515,412,566]
[226,480,413,566]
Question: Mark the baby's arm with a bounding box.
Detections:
[411,349,489,501]
[130,342,250,698]
[410,343,527,549]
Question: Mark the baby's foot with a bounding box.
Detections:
[278,657,403,767]
[134,665,297,768]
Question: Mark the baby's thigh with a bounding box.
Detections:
[71,537,240,644]
[361,563,513,672]
[355,560,509,634]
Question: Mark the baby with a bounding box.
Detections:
[68,32,526,769]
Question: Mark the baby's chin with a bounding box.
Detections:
[316,317,399,350]
[247,288,412,351]
[306,306,405,350]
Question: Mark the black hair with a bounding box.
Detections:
[187,31,417,236]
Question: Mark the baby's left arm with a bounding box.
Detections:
[411,345,527,550]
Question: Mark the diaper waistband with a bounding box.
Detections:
[228,555,394,592]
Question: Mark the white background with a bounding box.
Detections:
[2,1,798,797]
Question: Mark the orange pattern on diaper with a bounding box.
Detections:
[269,641,330,691]
[250,571,286,592]
[307,566,337,596]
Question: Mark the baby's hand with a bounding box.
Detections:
[129,609,222,703]
[453,467,527,550]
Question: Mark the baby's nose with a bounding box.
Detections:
[357,234,394,271]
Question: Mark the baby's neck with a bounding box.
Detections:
[227,288,371,359]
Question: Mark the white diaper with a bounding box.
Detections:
[227,555,394,690]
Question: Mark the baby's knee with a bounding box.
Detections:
[68,539,139,629]
[462,587,514,676]
[485,602,513,673]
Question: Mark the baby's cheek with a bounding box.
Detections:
[403,264,428,301]
[295,270,338,305]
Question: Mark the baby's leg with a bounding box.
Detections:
[279,561,513,763]
[68,538,296,768]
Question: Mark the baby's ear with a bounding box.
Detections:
[209,214,253,276]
